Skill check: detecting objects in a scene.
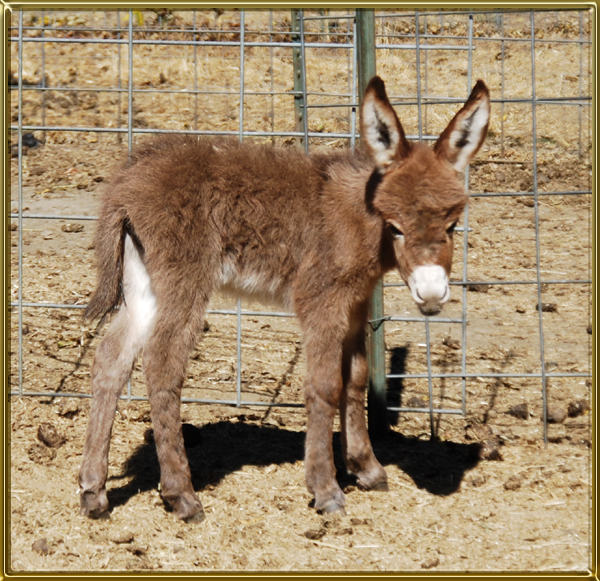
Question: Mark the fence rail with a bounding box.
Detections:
[9,9,592,445]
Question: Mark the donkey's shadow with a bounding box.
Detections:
[106,420,481,511]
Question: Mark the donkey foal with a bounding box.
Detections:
[79,76,490,522]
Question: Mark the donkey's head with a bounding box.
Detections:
[361,76,490,316]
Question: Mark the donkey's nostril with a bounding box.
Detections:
[441,285,451,304]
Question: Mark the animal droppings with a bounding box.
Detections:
[479,439,503,461]
[113,531,135,544]
[503,475,523,491]
[37,422,66,448]
[469,474,486,487]
[567,400,589,418]
[27,442,56,463]
[32,538,49,555]
[61,223,84,233]
[421,557,440,569]
[508,403,529,420]
[57,398,80,418]
[467,284,490,293]
[304,527,326,540]
[546,405,567,424]
[406,396,427,408]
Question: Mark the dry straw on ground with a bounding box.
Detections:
[9,9,592,573]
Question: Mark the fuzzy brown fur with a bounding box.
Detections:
[79,76,490,522]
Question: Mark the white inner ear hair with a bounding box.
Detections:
[363,98,400,168]
[449,101,489,172]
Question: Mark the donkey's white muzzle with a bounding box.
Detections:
[408,265,450,316]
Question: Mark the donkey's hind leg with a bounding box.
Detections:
[79,235,156,517]
[142,284,211,523]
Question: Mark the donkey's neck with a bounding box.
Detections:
[317,158,395,281]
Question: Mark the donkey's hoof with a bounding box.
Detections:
[357,479,389,492]
[85,509,110,520]
[356,467,389,491]
[314,487,346,515]
[318,499,346,516]
[79,490,109,519]
[369,480,389,492]
[315,489,346,516]
[183,508,206,524]
[163,492,205,523]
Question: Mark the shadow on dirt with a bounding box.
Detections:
[386,346,409,426]
[106,420,481,512]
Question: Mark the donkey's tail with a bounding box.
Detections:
[84,201,128,323]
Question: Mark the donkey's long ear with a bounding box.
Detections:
[360,76,411,172]
[434,80,490,172]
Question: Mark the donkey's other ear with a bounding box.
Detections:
[434,80,491,172]
[360,76,411,172]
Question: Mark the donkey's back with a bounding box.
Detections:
[88,135,371,320]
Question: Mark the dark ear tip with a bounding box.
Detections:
[472,79,490,97]
[366,75,386,97]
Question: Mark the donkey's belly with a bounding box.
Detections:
[219,259,294,312]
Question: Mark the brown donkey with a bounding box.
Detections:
[79,76,490,522]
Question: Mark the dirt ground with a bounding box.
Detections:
[8,9,593,574]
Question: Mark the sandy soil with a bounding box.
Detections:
[8,9,592,574]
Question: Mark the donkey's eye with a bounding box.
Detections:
[389,224,404,239]
[447,221,458,234]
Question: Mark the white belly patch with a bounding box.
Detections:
[219,258,290,309]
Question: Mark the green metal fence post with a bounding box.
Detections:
[356,9,389,437]
[291,10,304,150]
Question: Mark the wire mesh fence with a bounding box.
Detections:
[9,9,592,443]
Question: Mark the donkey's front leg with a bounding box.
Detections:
[303,335,346,514]
[340,328,388,491]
